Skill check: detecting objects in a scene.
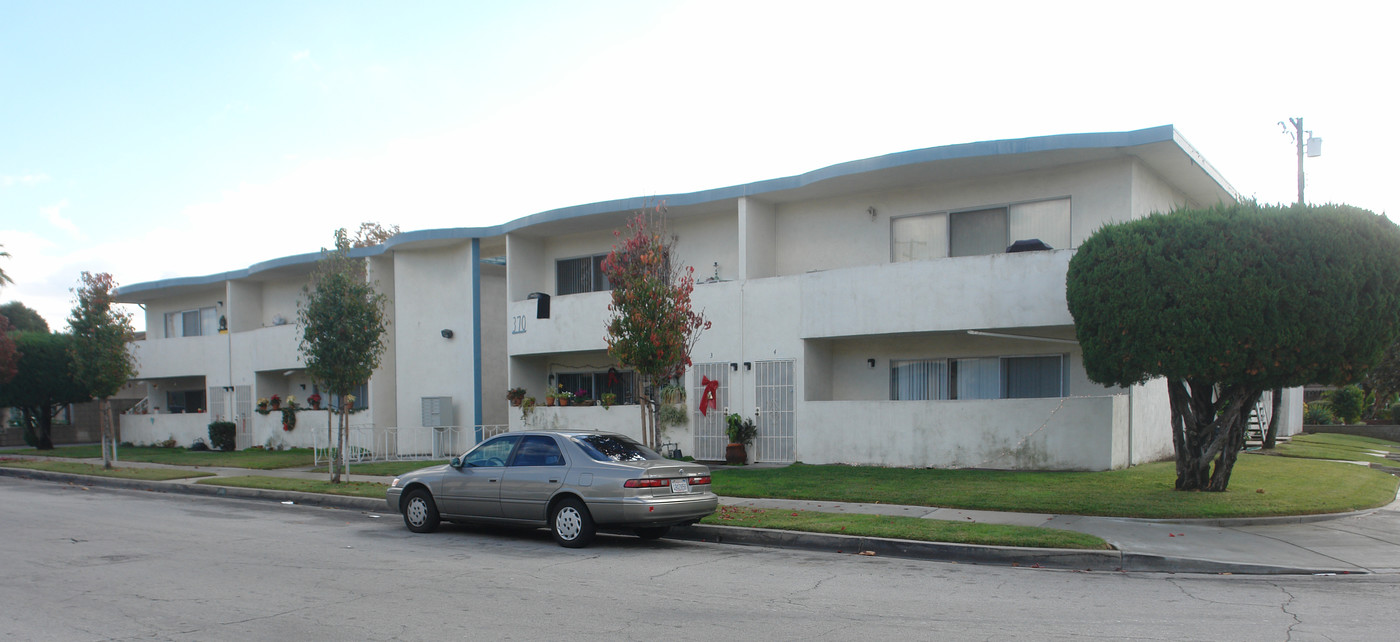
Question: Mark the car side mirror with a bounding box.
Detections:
[450,457,463,468]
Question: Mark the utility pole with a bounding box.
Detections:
[1281,117,1322,205]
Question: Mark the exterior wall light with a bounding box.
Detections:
[441,329,454,339]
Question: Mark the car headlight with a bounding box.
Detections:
[390,478,400,488]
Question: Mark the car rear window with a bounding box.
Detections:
[571,434,663,462]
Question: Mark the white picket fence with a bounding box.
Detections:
[312,425,509,465]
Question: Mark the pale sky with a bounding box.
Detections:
[1,0,1392,331]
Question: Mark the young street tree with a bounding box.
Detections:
[1067,202,1400,491]
[68,272,137,468]
[600,206,710,448]
[0,332,87,449]
[298,229,389,483]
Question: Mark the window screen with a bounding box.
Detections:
[950,208,1008,257]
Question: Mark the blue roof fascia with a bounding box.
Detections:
[120,125,1201,298]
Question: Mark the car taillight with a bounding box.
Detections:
[690,475,711,485]
[624,478,672,488]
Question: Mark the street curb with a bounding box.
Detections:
[667,524,1356,575]
[0,466,386,512]
[0,466,1364,575]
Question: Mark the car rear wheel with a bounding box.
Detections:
[550,497,595,548]
[634,526,670,540]
[403,489,440,533]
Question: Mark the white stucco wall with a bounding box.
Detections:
[773,159,1132,276]
[797,395,1128,470]
[391,243,475,431]
[144,288,224,338]
[799,249,1075,339]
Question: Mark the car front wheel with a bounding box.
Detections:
[403,489,440,533]
[550,497,595,548]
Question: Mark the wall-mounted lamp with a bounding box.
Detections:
[441,329,454,339]
[867,206,878,220]
[867,358,876,368]
[743,362,752,371]
[730,362,738,371]
[548,374,555,383]
[222,386,235,392]
[216,300,224,308]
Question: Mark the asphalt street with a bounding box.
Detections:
[4,477,1400,641]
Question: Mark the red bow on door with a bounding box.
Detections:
[699,376,720,416]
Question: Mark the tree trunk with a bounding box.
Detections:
[30,406,55,450]
[1167,378,1260,492]
[100,397,113,469]
[1263,387,1283,449]
[330,408,341,484]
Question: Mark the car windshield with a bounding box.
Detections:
[570,434,663,462]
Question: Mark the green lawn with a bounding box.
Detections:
[699,505,1109,549]
[8,446,314,469]
[1266,433,1400,467]
[0,460,216,481]
[711,453,1399,519]
[311,460,446,476]
[196,476,388,499]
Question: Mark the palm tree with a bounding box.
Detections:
[0,244,13,286]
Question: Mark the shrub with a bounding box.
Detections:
[208,421,236,451]
[1326,385,1365,425]
[1389,402,1400,424]
[657,403,688,428]
[725,413,758,446]
[1303,402,1336,426]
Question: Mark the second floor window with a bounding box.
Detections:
[165,307,217,338]
[892,198,1071,262]
[556,254,611,295]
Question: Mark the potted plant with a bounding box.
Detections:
[574,388,591,406]
[545,390,557,407]
[256,398,270,414]
[725,412,758,465]
[269,394,282,410]
[601,392,617,409]
[521,396,536,417]
[558,388,574,407]
[308,393,322,410]
[506,387,527,407]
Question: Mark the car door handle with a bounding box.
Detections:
[549,479,559,483]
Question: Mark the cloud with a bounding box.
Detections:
[40,198,82,238]
[2,173,50,188]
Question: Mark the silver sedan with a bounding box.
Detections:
[386,430,718,547]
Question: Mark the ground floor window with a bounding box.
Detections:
[890,354,1067,400]
[166,389,207,413]
[557,370,635,404]
[329,382,369,411]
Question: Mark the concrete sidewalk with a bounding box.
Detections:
[3,454,1398,575]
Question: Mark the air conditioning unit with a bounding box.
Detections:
[421,396,454,427]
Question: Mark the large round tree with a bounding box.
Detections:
[1067,201,1400,491]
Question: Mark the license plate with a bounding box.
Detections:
[671,478,690,493]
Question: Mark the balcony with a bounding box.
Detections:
[799,249,1074,338]
[507,290,612,356]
